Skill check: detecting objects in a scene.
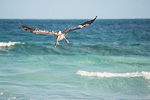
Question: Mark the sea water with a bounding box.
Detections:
[0,19,150,100]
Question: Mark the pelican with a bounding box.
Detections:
[19,16,97,47]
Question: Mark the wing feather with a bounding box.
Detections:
[63,16,97,33]
[18,22,58,36]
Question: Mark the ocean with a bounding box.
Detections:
[0,19,150,100]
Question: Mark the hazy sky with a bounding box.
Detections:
[0,0,150,19]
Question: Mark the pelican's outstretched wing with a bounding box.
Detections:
[18,22,59,36]
[63,16,97,34]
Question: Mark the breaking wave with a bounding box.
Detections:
[76,70,150,79]
[0,41,24,47]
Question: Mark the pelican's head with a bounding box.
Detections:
[58,30,62,35]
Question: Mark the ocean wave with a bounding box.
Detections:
[0,41,24,47]
[76,70,150,79]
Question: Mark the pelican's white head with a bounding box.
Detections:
[58,31,62,35]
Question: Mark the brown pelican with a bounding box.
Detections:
[19,16,97,47]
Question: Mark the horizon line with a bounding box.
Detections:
[0,17,150,20]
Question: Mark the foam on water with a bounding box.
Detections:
[0,92,4,96]
[76,70,150,79]
[0,41,24,47]
[8,97,16,100]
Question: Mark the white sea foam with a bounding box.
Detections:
[76,70,150,79]
[8,97,16,100]
[0,92,4,95]
[0,41,24,47]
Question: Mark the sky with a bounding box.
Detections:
[0,0,150,19]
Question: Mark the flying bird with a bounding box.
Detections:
[19,16,97,47]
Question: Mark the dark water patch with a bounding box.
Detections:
[0,19,150,56]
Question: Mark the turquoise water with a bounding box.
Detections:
[0,19,150,100]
